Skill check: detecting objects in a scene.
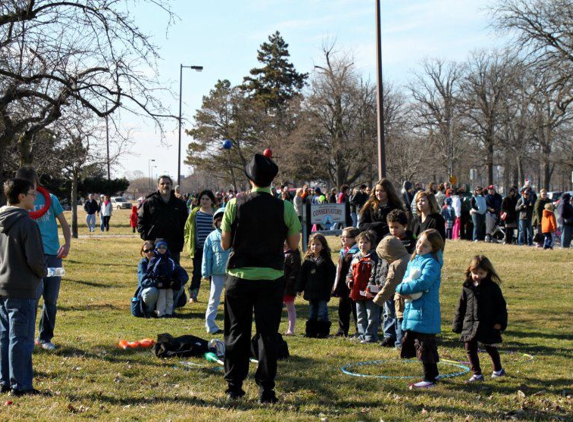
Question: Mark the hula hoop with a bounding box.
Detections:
[29,186,51,220]
[447,349,534,365]
[341,359,470,379]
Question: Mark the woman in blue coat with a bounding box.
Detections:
[396,229,444,389]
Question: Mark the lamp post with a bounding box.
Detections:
[148,159,155,190]
[178,64,204,186]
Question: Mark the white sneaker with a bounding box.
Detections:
[492,369,505,378]
[39,341,57,351]
[409,380,436,389]
[467,374,484,383]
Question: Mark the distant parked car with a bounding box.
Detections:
[547,191,563,203]
[111,196,132,210]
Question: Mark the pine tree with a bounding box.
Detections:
[242,31,308,111]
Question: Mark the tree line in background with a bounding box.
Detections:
[2,0,573,208]
[187,1,573,193]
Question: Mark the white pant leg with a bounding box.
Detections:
[157,289,168,317]
[165,288,174,315]
[205,275,225,333]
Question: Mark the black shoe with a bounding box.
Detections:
[380,337,396,347]
[9,388,41,397]
[225,389,245,401]
[334,330,347,337]
[212,329,224,335]
[1,384,9,393]
[259,390,278,404]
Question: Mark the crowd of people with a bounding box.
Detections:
[2,158,568,398]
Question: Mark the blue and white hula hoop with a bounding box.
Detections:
[341,359,470,379]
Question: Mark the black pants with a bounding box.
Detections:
[337,295,357,336]
[189,248,203,299]
[401,331,440,382]
[465,338,502,375]
[224,275,284,393]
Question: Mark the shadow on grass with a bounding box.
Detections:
[65,279,116,288]
[58,303,123,312]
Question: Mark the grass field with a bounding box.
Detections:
[3,209,572,421]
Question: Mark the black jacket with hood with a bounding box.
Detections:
[0,206,47,299]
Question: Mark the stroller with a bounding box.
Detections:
[485,212,505,243]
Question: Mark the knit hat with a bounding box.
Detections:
[154,238,169,252]
[445,197,452,205]
[213,207,226,227]
[244,153,278,187]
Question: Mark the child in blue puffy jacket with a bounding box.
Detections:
[202,208,231,334]
[396,229,444,389]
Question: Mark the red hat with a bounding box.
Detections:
[488,185,495,190]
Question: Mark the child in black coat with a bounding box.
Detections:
[453,255,508,382]
[297,233,336,338]
[283,244,301,336]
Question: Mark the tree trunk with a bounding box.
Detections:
[71,169,79,239]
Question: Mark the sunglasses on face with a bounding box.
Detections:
[143,248,154,253]
[156,245,167,250]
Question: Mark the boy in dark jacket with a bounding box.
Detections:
[0,178,48,396]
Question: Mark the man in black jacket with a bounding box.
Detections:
[83,194,100,232]
[138,176,188,263]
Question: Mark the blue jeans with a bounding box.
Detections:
[205,275,225,333]
[356,300,381,342]
[86,214,96,231]
[141,287,159,314]
[0,297,36,391]
[308,300,329,321]
[562,225,573,248]
[37,255,62,343]
[395,317,404,348]
[351,212,358,228]
[382,299,397,340]
[471,213,485,241]
[518,219,533,245]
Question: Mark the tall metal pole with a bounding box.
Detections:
[106,102,110,180]
[178,64,183,187]
[376,0,386,179]
[178,64,203,187]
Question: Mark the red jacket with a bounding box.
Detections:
[129,206,138,228]
[347,251,378,301]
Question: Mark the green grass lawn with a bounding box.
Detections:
[4,210,572,421]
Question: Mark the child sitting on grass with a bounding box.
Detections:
[347,231,381,344]
[297,233,336,338]
[0,178,47,396]
[453,255,508,383]
[147,239,188,318]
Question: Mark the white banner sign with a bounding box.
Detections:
[310,203,346,225]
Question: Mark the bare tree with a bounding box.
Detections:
[295,46,377,187]
[0,0,174,197]
[461,50,517,185]
[491,0,573,112]
[408,58,465,180]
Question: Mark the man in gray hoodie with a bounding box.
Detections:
[0,178,47,396]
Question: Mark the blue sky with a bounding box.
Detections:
[119,0,505,181]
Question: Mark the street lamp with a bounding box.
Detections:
[178,64,204,186]
[148,159,155,190]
